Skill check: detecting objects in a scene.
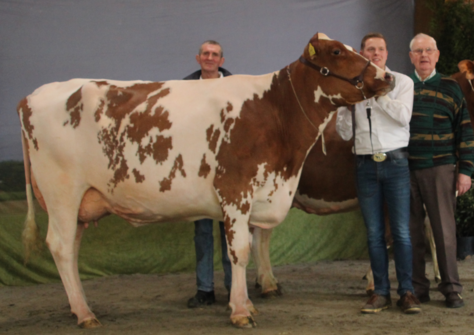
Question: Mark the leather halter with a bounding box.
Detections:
[298,56,371,99]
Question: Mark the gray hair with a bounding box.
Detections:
[409,33,438,51]
[199,40,223,57]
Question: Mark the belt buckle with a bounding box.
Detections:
[372,153,387,162]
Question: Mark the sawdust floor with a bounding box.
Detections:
[2,258,474,335]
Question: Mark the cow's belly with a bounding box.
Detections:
[293,190,358,215]
[77,187,224,226]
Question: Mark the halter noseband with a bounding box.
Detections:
[298,56,370,99]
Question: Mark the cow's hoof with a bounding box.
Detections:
[79,318,102,328]
[261,284,283,298]
[366,289,374,297]
[231,316,257,328]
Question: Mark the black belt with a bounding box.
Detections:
[357,148,408,162]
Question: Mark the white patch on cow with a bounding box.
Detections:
[373,64,386,80]
[317,33,331,40]
[343,44,354,52]
[313,86,343,105]
[316,111,335,155]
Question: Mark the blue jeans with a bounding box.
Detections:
[356,156,414,297]
[194,219,232,292]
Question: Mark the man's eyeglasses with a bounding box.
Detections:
[411,48,437,55]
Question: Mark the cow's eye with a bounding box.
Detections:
[333,49,341,55]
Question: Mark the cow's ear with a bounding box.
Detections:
[308,43,316,57]
[307,33,320,58]
[458,60,474,80]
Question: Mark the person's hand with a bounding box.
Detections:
[457,173,472,196]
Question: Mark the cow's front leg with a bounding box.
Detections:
[224,215,258,328]
[251,227,281,298]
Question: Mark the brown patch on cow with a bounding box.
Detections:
[94,81,109,87]
[240,201,251,215]
[224,215,236,243]
[94,100,105,122]
[95,81,172,191]
[213,72,314,216]
[268,181,279,197]
[249,227,255,234]
[209,128,220,153]
[126,91,173,165]
[198,154,211,178]
[220,102,234,123]
[66,87,83,129]
[223,118,234,133]
[229,249,238,265]
[159,154,186,192]
[206,125,221,153]
[225,214,239,264]
[136,135,173,165]
[17,98,39,150]
[226,102,233,113]
[132,168,145,183]
[109,156,130,190]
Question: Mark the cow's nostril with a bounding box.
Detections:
[384,73,394,82]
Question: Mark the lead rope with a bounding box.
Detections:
[286,66,327,154]
[366,102,374,154]
[286,66,319,131]
[351,102,374,154]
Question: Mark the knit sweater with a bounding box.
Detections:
[408,72,474,176]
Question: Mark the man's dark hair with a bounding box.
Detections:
[199,40,223,57]
[360,33,387,50]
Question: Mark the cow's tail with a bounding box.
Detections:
[20,132,42,264]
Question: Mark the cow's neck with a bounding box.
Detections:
[278,61,336,150]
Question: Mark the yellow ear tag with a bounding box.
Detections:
[308,43,316,57]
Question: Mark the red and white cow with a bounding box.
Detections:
[253,59,474,298]
[19,33,394,329]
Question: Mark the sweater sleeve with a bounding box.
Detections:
[455,93,474,176]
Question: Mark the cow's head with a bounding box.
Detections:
[452,59,474,120]
[457,60,474,80]
[299,33,395,106]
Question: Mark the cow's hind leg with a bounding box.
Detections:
[251,227,281,298]
[224,214,257,328]
[46,207,100,328]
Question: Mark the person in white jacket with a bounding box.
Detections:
[336,32,420,314]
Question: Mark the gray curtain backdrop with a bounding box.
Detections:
[0,0,414,161]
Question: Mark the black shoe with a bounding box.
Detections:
[187,290,216,308]
[445,292,464,308]
[416,294,430,303]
